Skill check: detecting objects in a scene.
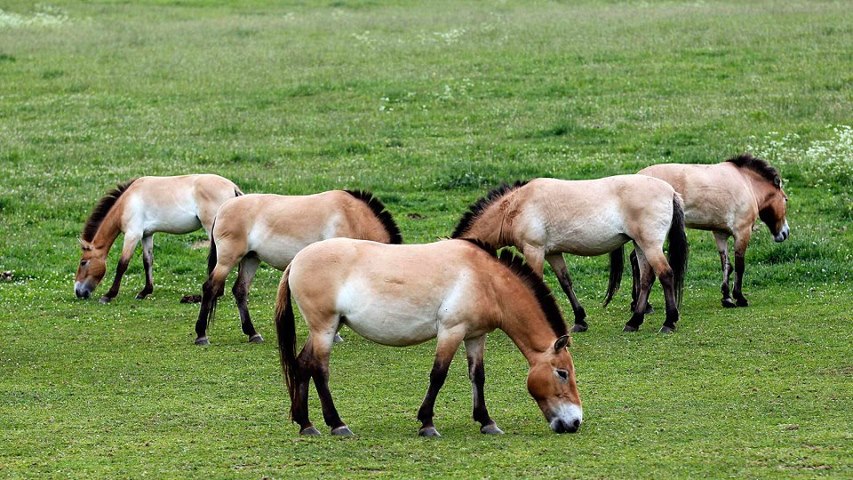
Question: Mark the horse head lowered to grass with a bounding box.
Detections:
[275,238,582,436]
[75,174,242,303]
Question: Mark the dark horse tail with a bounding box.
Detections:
[274,264,299,422]
[602,247,624,308]
[668,194,689,308]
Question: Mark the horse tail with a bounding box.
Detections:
[206,220,218,276]
[602,245,624,308]
[667,194,689,308]
[274,264,299,420]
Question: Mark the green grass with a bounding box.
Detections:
[1,1,851,478]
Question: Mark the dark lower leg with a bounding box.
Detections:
[658,270,679,330]
[626,265,654,331]
[312,366,346,430]
[291,349,314,431]
[136,236,154,299]
[547,254,586,328]
[467,356,492,428]
[733,254,748,306]
[102,257,130,300]
[233,280,258,338]
[194,277,224,341]
[417,359,450,433]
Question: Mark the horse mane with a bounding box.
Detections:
[726,154,781,188]
[344,189,403,244]
[82,178,137,242]
[460,238,568,337]
[452,181,528,239]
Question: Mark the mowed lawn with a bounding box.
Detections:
[0,1,851,478]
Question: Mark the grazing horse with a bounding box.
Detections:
[636,154,789,308]
[275,238,582,436]
[452,176,688,333]
[195,190,402,346]
[75,174,242,303]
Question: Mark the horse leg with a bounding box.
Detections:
[732,234,750,307]
[624,247,654,332]
[417,331,464,437]
[135,234,154,300]
[194,263,232,345]
[546,253,587,332]
[291,338,319,435]
[714,232,736,308]
[464,335,502,434]
[100,233,141,303]
[307,331,351,435]
[638,243,679,333]
[232,254,263,343]
[629,249,654,314]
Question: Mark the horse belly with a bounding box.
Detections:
[143,212,202,235]
[548,222,628,256]
[343,309,438,347]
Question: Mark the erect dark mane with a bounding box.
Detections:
[344,190,403,244]
[82,179,137,242]
[460,239,568,337]
[726,154,781,188]
[452,181,528,239]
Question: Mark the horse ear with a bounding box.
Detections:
[554,334,571,352]
[78,238,92,251]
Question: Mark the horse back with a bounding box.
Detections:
[288,239,497,346]
[638,163,756,232]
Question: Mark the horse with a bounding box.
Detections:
[635,154,789,308]
[275,237,582,436]
[194,189,402,346]
[75,174,243,303]
[452,176,688,333]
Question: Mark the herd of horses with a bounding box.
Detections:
[73,154,789,436]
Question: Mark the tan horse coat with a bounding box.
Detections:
[638,154,789,307]
[195,190,401,345]
[276,238,581,436]
[75,174,242,302]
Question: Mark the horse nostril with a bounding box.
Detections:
[568,418,581,433]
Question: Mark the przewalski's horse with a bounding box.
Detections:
[195,190,402,346]
[275,238,582,436]
[75,174,242,303]
[636,154,789,308]
[453,176,688,333]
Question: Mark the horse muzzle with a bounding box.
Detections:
[74,282,92,299]
[548,403,583,434]
[774,221,790,243]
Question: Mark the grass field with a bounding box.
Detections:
[1,1,851,478]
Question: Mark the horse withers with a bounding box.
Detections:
[275,238,582,436]
[75,174,242,303]
[637,154,789,308]
[453,176,688,333]
[194,190,401,346]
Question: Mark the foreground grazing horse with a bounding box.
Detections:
[636,154,789,308]
[453,176,688,333]
[195,190,402,345]
[275,238,582,436]
[75,174,242,303]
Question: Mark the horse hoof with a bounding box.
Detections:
[736,298,749,307]
[571,323,588,333]
[622,325,639,333]
[248,333,264,344]
[480,423,504,435]
[721,298,737,308]
[333,333,344,343]
[135,293,150,300]
[99,296,113,304]
[300,426,321,436]
[659,325,676,334]
[418,426,441,437]
[194,337,210,346]
[331,425,353,436]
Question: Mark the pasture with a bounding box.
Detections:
[1,0,850,478]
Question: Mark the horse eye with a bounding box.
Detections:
[80,260,88,267]
[555,369,569,381]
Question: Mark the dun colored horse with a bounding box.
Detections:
[195,190,402,346]
[636,154,789,308]
[453,176,688,333]
[275,238,582,436]
[75,174,242,303]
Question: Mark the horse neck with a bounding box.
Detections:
[493,282,557,365]
[89,206,124,253]
[466,202,513,248]
[742,170,777,210]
